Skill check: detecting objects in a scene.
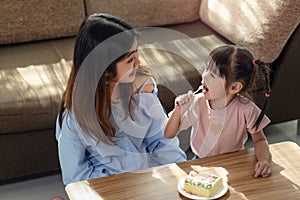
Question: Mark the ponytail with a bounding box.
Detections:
[253,59,271,130]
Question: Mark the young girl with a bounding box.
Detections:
[56,13,186,185]
[165,45,272,178]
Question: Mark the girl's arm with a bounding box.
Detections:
[164,91,194,138]
[251,130,272,178]
[164,105,182,138]
[56,116,109,185]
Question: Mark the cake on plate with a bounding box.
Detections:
[183,171,223,197]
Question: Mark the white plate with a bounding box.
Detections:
[177,177,228,200]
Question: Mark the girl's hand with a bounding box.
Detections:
[254,160,272,178]
[175,90,194,113]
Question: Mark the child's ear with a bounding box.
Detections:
[229,81,243,94]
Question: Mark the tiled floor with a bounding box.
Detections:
[0,120,299,200]
[0,173,67,200]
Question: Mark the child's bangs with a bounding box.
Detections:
[206,56,221,76]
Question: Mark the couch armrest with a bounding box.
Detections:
[199,0,300,63]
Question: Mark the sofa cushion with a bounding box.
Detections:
[0,21,229,137]
[0,129,59,180]
[0,0,85,44]
[85,0,201,28]
[199,0,300,63]
[0,38,74,134]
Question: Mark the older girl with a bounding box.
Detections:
[56,13,186,185]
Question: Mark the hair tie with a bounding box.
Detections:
[265,93,270,97]
[252,60,256,65]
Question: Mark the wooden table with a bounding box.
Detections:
[65,141,300,200]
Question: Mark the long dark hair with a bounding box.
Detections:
[207,45,271,130]
[58,13,139,142]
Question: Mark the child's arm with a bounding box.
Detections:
[251,130,272,178]
[164,91,194,138]
[164,105,182,138]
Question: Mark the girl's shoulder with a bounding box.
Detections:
[236,95,255,105]
[133,65,156,93]
[133,74,155,94]
[60,109,77,126]
[234,95,260,112]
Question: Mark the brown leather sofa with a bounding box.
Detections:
[0,0,299,183]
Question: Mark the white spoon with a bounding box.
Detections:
[193,85,203,94]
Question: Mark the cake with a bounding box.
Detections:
[183,171,223,197]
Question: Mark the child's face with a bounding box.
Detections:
[201,67,226,101]
[113,40,140,83]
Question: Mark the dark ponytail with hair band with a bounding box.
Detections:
[253,59,271,130]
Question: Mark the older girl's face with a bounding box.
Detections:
[113,40,140,83]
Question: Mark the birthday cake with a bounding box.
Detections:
[183,171,223,197]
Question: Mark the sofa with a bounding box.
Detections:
[0,0,299,183]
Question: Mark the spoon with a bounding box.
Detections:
[175,85,203,106]
[193,85,203,94]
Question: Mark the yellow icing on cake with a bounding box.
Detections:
[183,171,223,197]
